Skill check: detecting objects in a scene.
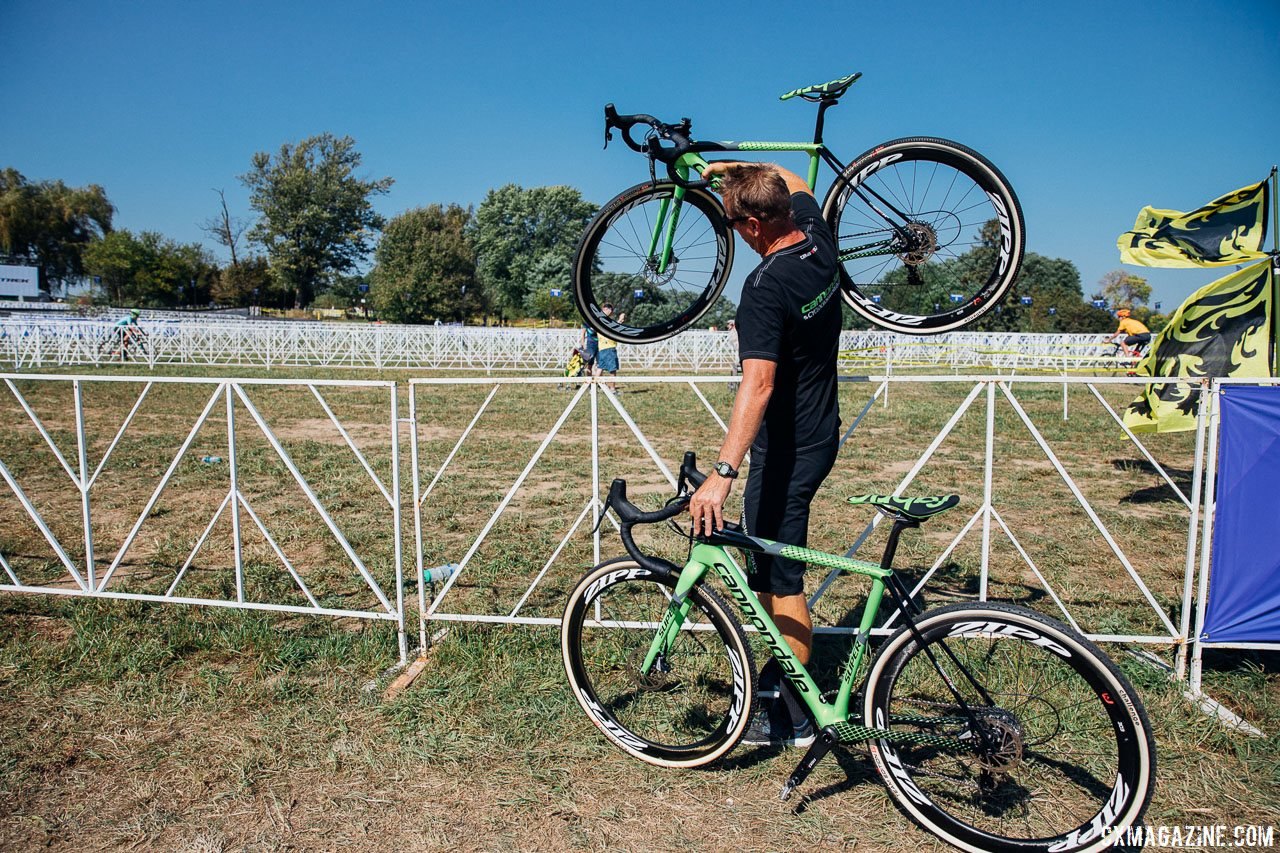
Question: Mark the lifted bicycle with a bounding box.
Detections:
[574,73,1026,343]
[561,452,1155,853]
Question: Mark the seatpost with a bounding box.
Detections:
[879,515,918,574]
[812,98,837,145]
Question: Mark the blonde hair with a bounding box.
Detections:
[721,164,792,224]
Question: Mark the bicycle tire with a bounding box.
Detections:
[572,182,733,344]
[863,602,1155,853]
[823,137,1025,334]
[561,557,755,768]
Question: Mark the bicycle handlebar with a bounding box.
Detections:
[603,452,706,570]
[603,104,713,191]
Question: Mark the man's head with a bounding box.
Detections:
[720,164,795,255]
[1116,308,1130,319]
[602,303,614,315]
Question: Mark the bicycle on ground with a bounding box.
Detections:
[561,453,1155,853]
[573,73,1026,343]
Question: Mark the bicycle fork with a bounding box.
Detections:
[645,192,683,276]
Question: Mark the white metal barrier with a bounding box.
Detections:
[0,316,1130,373]
[0,374,408,661]
[410,374,1202,663]
[3,367,1261,714]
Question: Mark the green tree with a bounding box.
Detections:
[1098,270,1152,311]
[988,254,1084,332]
[0,168,114,292]
[370,205,477,324]
[213,256,274,307]
[523,251,572,319]
[83,230,217,307]
[695,296,739,329]
[240,133,393,308]
[471,184,596,318]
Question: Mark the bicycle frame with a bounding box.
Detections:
[644,536,893,733]
[647,130,912,275]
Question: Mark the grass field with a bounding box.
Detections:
[0,366,1276,851]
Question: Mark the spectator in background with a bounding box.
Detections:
[594,303,626,391]
[579,318,599,373]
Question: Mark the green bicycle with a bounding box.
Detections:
[561,453,1155,853]
[573,72,1026,343]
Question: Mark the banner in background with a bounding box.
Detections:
[1118,179,1269,268]
[1203,385,1280,643]
[0,264,40,299]
[1123,261,1273,433]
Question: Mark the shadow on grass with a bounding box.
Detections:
[1112,457,1196,505]
[788,744,881,812]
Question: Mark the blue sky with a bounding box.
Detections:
[4,0,1278,311]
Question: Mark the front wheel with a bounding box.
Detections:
[823,137,1025,334]
[864,602,1155,853]
[573,183,734,344]
[561,557,755,768]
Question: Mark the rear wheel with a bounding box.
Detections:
[823,137,1025,334]
[573,183,733,344]
[864,602,1155,853]
[561,557,755,768]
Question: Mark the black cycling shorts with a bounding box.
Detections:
[742,438,838,596]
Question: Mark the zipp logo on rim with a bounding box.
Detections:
[986,191,1014,275]
[1046,776,1131,852]
[585,567,649,603]
[584,695,649,752]
[946,620,1073,658]
[839,153,905,207]
[873,708,931,806]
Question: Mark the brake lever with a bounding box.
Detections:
[591,501,611,534]
[604,127,612,150]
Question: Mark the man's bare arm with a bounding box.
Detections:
[700,162,813,198]
[688,357,775,535]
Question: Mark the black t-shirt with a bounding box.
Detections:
[736,192,842,454]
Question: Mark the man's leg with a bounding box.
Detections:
[760,592,812,664]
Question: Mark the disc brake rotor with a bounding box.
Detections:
[897,221,939,266]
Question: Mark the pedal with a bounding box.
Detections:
[779,727,837,802]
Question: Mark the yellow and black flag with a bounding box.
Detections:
[1118,180,1269,268]
[1123,260,1274,433]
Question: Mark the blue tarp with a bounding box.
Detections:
[1203,385,1280,643]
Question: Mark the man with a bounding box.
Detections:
[111,308,144,360]
[688,161,842,747]
[1106,308,1151,353]
[579,319,599,373]
[594,303,626,391]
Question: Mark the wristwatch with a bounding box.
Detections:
[713,461,739,479]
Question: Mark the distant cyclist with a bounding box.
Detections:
[108,308,147,360]
[1106,308,1150,354]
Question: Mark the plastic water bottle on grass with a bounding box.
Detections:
[201,455,222,464]
[423,563,459,584]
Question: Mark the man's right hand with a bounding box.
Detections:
[689,473,733,537]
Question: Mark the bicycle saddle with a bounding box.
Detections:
[847,493,960,521]
[779,72,862,101]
